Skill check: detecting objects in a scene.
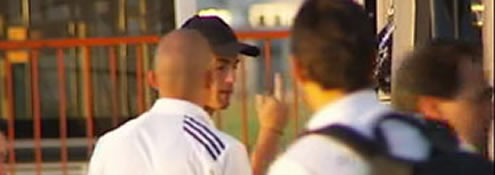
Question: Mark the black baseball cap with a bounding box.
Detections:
[181,15,260,57]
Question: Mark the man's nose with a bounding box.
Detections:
[225,69,236,83]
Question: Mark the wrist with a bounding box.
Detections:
[260,127,284,136]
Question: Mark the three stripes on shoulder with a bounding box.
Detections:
[183,116,226,161]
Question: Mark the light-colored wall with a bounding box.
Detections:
[391,0,415,98]
[483,0,494,160]
[196,0,303,27]
[175,0,198,28]
[483,0,494,84]
[376,0,393,32]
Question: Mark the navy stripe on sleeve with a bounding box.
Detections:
[183,126,218,160]
[184,120,222,155]
[185,116,226,149]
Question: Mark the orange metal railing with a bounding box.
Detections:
[0,30,294,174]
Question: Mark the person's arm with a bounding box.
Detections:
[251,125,285,175]
[267,135,372,175]
[251,74,289,175]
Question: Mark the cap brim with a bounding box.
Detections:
[213,42,260,57]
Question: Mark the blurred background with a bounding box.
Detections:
[0,0,492,174]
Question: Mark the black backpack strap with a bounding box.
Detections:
[374,113,427,133]
[421,119,460,153]
[372,113,424,153]
[374,114,494,175]
[305,124,386,158]
[374,113,460,153]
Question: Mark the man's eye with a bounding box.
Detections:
[216,65,228,70]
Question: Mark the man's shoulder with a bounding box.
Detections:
[286,134,367,160]
[216,131,243,148]
[308,110,431,161]
[100,117,139,140]
[94,119,141,151]
[181,117,245,163]
[182,115,242,149]
[95,112,164,146]
[276,113,431,174]
[271,135,370,175]
[191,126,246,155]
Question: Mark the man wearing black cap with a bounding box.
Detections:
[181,15,260,112]
[182,15,289,175]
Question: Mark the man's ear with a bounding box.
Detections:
[203,55,216,89]
[290,56,307,83]
[147,71,158,89]
[203,70,213,89]
[417,96,446,121]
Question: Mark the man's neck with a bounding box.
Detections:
[204,106,216,116]
[302,83,346,112]
[158,93,204,107]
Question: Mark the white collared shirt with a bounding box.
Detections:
[87,98,252,175]
[268,90,431,175]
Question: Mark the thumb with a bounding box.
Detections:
[274,73,285,102]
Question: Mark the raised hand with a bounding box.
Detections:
[255,73,289,134]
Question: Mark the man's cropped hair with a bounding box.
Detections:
[291,0,377,92]
[393,39,482,112]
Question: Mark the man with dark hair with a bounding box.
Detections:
[268,0,430,174]
[181,15,261,112]
[393,40,493,155]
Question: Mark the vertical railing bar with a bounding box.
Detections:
[119,45,129,117]
[141,43,152,109]
[31,50,42,175]
[67,47,80,123]
[240,58,249,151]
[82,46,94,155]
[135,45,145,113]
[109,47,119,127]
[264,40,273,93]
[5,55,16,175]
[56,49,69,175]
